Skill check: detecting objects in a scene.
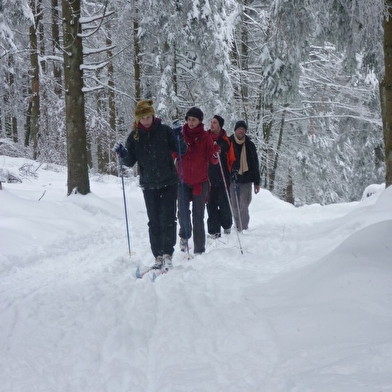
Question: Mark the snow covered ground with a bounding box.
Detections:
[1,155,391,392]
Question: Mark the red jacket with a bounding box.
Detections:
[173,123,218,194]
[208,129,236,187]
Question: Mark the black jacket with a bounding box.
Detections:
[123,118,187,190]
[229,134,261,186]
[208,129,234,188]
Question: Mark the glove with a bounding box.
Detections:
[113,142,128,158]
[213,143,221,158]
[172,119,183,137]
[231,170,238,182]
[213,143,221,155]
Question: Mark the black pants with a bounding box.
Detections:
[178,181,209,254]
[143,184,177,258]
[207,186,232,235]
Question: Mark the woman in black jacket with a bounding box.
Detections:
[114,100,187,269]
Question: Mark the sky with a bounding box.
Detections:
[1,155,391,392]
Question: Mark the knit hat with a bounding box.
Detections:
[213,115,224,129]
[185,107,204,122]
[234,120,247,131]
[135,99,155,124]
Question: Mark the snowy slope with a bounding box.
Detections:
[0,156,391,392]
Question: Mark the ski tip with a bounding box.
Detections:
[152,271,157,282]
[135,266,141,279]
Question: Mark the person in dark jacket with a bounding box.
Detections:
[230,120,261,231]
[114,99,187,269]
[173,107,220,255]
[207,115,236,238]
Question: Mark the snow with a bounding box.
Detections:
[1,155,391,392]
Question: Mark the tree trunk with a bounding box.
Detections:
[29,0,41,159]
[285,168,294,205]
[51,0,62,96]
[62,0,90,195]
[107,28,116,174]
[4,55,15,141]
[381,3,392,187]
[230,0,250,121]
[269,108,286,192]
[133,10,141,100]
[240,0,249,119]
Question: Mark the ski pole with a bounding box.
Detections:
[232,178,243,233]
[118,155,132,256]
[217,154,243,254]
[174,125,191,257]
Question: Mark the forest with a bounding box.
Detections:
[0,0,390,204]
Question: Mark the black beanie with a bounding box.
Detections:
[213,115,224,128]
[185,107,204,122]
[234,120,247,131]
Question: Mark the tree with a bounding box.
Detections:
[62,0,90,195]
[51,0,63,96]
[28,0,42,160]
[0,0,32,150]
[381,1,392,187]
[1,0,387,203]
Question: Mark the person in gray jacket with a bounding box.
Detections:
[114,100,187,269]
[229,120,261,231]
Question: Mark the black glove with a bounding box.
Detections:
[113,142,128,158]
[231,170,238,182]
[172,119,183,137]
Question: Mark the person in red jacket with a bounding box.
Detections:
[173,107,220,255]
[207,115,236,238]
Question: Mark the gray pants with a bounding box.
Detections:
[178,181,209,254]
[230,182,252,231]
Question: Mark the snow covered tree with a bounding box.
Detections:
[1,0,387,202]
[0,1,32,151]
[135,0,236,122]
[230,0,384,203]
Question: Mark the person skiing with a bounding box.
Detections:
[113,99,187,270]
[230,120,261,231]
[173,107,220,255]
[207,115,236,238]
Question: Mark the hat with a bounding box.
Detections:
[213,115,224,128]
[234,120,247,131]
[185,107,204,122]
[135,99,155,124]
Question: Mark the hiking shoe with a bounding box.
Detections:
[208,233,221,239]
[180,238,187,252]
[163,254,173,269]
[151,255,164,269]
[223,228,231,234]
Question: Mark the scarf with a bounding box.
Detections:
[183,122,205,143]
[132,117,161,141]
[182,122,206,195]
[233,133,248,175]
[210,130,221,142]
